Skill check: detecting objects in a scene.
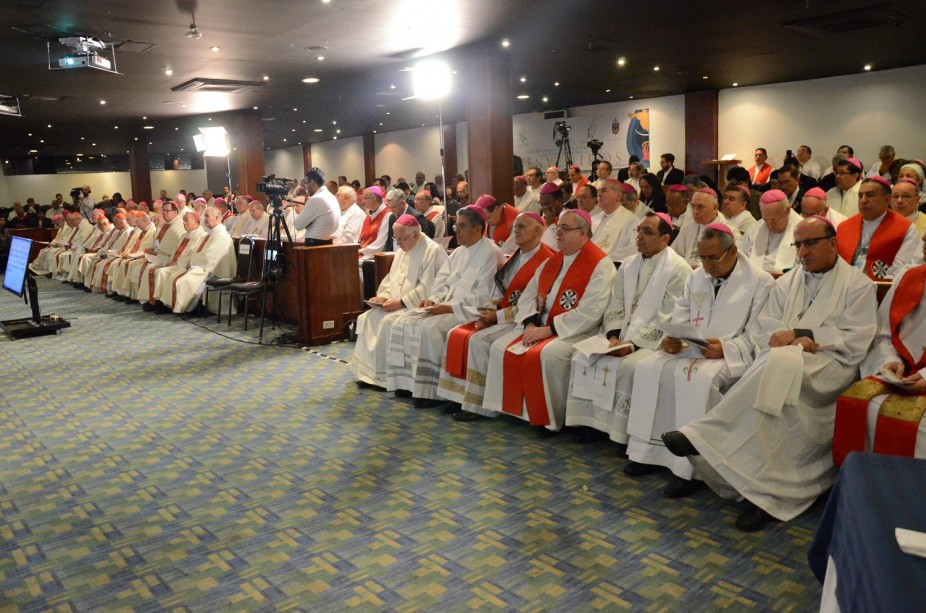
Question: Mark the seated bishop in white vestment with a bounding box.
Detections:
[626,225,774,489]
[483,210,616,433]
[664,217,877,530]
[565,213,691,444]
[352,215,448,388]
[737,189,803,274]
[437,212,554,418]
[671,188,734,267]
[385,207,503,406]
[590,179,637,262]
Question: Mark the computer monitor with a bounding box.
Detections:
[2,235,32,298]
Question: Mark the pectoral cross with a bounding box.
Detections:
[601,364,611,386]
[692,311,704,328]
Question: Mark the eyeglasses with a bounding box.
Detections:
[555,225,583,234]
[791,236,832,249]
[698,247,731,264]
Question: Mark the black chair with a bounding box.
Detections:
[223,241,271,330]
[205,237,256,323]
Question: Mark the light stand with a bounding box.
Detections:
[413,60,452,229]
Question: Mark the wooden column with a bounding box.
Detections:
[464,50,513,204]
[302,144,312,174]
[684,90,719,182]
[128,140,152,203]
[442,123,458,183]
[363,133,375,186]
[227,111,265,200]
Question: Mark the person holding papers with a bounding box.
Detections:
[564,212,691,446]
[626,223,773,498]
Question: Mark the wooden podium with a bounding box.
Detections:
[704,158,741,188]
[291,244,363,346]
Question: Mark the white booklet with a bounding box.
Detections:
[659,322,709,348]
[572,335,632,360]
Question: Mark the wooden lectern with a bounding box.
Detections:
[292,244,363,346]
[704,158,742,188]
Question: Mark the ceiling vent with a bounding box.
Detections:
[784,4,917,35]
[171,78,266,94]
[113,40,157,53]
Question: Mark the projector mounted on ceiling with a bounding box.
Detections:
[0,95,22,117]
[47,36,120,75]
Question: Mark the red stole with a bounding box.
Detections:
[501,241,608,425]
[145,237,192,304]
[444,244,554,379]
[170,234,212,309]
[154,222,171,243]
[426,210,440,222]
[889,265,926,372]
[836,211,912,279]
[487,205,519,245]
[359,207,389,248]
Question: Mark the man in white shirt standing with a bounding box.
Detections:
[796,145,821,180]
[295,168,340,245]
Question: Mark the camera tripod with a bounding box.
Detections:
[555,130,573,169]
[256,195,296,343]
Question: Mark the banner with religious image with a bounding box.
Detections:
[513,107,650,174]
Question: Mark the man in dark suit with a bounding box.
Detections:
[616,155,639,182]
[383,188,435,251]
[776,165,812,213]
[656,153,684,185]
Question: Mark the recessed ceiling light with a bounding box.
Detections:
[501,39,510,48]
[373,130,377,134]
[605,89,611,93]
[134,137,138,141]
[653,65,660,71]
[517,94,529,99]
[47,124,52,128]
[554,81,560,87]
[302,119,307,123]
[317,55,325,61]
[702,75,708,79]
[142,116,147,120]
[542,96,549,102]
[292,128,296,132]
[520,76,526,83]
[333,136,337,140]
[864,64,872,71]
[165,68,173,76]
[293,107,298,111]
[617,57,626,66]
[332,120,337,124]
[732,82,739,87]
[210,46,220,52]
[629,95,634,99]
[114,125,118,129]
[253,106,259,110]
[390,83,396,89]
[262,75,270,81]
[314,128,322,132]
[336,129,341,133]
[302,77,320,83]
[379,122,383,126]
[283,138,287,142]
[91,143,96,146]
[81,137,84,140]
[39,139,44,143]
[143,125,154,129]
[99,99,106,105]
[27,133,32,136]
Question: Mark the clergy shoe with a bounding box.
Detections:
[453,411,487,422]
[412,398,442,409]
[662,431,699,457]
[534,426,560,438]
[735,501,773,532]
[441,402,462,415]
[394,390,412,399]
[572,426,608,445]
[356,380,374,389]
[142,302,156,312]
[663,477,705,499]
[153,302,171,315]
[623,461,662,477]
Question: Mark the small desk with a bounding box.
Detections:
[808,452,926,612]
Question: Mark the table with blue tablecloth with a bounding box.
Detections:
[808,452,926,612]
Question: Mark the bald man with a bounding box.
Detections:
[737,189,803,274]
[800,187,846,228]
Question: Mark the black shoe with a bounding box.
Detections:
[623,461,663,477]
[663,477,705,499]
[572,426,608,445]
[153,303,171,314]
[662,431,699,457]
[735,501,773,532]
[356,380,374,389]
[394,390,412,398]
[142,302,156,312]
[412,398,442,409]
[106,292,119,299]
[441,402,462,415]
[534,426,559,438]
[453,411,487,422]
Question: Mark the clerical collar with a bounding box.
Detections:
[907,210,920,222]
[519,244,541,260]
[862,211,887,228]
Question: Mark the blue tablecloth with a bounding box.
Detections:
[808,452,926,612]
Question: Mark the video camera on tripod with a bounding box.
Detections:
[256,174,295,211]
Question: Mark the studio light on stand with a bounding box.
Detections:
[193,126,232,196]
[412,60,452,228]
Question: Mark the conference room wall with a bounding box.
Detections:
[263,147,306,185]
[719,64,926,175]
[0,169,206,207]
[310,136,365,184]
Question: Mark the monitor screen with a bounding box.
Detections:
[3,235,32,298]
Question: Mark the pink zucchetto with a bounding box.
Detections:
[603,178,621,186]
[804,187,828,201]
[52,214,63,222]
[732,184,752,198]
[194,197,207,204]
[460,205,487,221]
[809,215,836,231]
[514,175,528,185]
[366,185,384,199]
[519,211,546,227]
[395,213,420,227]
[667,184,688,193]
[706,221,733,236]
[696,187,718,198]
[845,158,863,172]
[187,210,201,224]
[113,213,125,221]
[620,182,636,194]
[566,209,593,227]
[67,212,81,220]
[760,189,788,204]
[539,182,561,195]
[864,175,892,190]
[569,164,581,171]
[654,212,674,230]
[897,177,920,188]
[473,194,497,210]
[214,197,225,206]
[133,211,148,218]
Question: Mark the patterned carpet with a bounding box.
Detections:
[0,276,823,611]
